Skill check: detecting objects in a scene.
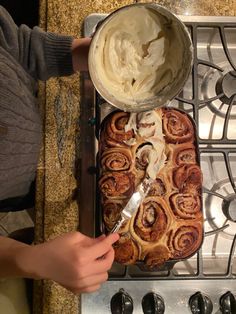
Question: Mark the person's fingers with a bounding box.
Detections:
[81,284,101,294]
[75,284,101,294]
[82,248,115,276]
[95,248,115,270]
[97,234,106,240]
[74,233,106,248]
[64,231,90,244]
[86,272,108,286]
[64,284,101,295]
[74,272,108,291]
[69,248,114,279]
[59,272,108,293]
[88,234,106,244]
[88,233,119,259]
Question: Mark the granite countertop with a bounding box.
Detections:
[35,0,236,313]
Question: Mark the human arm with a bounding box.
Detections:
[0,5,90,80]
[71,37,91,72]
[0,232,119,293]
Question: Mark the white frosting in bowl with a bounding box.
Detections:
[89,5,192,111]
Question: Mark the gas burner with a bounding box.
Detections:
[222,194,236,222]
[205,178,236,239]
[216,70,236,105]
[200,63,236,119]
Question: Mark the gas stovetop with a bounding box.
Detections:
[79,14,236,314]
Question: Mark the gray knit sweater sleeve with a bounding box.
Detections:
[0,5,74,80]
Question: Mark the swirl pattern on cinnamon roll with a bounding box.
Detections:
[101,148,132,172]
[135,143,153,171]
[168,225,202,259]
[148,178,166,197]
[172,143,196,166]
[134,197,168,242]
[170,193,202,219]
[173,164,202,193]
[99,172,135,199]
[103,199,128,230]
[100,111,134,147]
[114,235,139,265]
[162,108,194,143]
[144,246,171,269]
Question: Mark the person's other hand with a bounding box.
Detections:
[72,38,91,72]
[17,232,119,294]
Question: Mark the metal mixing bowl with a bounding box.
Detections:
[88,3,193,112]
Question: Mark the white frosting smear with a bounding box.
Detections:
[92,6,183,106]
[125,110,166,179]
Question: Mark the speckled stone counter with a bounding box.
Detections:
[35,0,236,313]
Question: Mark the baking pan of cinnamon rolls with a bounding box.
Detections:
[98,107,203,270]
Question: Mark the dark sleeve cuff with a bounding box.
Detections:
[44,32,74,77]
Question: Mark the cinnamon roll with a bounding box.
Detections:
[162,108,194,143]
[99,172,135,199]
[134,197,168,242]
[100,111,134,147]
[172,143,196,166]
[170,193,202,219]
[173,164,202,193]
[99,107,203,270]
[103,199,128,230]
[148,177,166,197]
[114,235,139,265]
[168,224,202,259]
[136,111,161,139]
[144,245,171,269]
[135,141,166,180]
[101,148,132,172]
[135,143,153,171]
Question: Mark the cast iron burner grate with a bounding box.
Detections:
[79,15,236,282]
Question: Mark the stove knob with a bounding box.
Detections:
[189,292,213,314]
[142,292,165,314]
[220,291,236,314]
[110,289,133,314]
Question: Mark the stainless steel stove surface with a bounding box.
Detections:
[79,14,236,314]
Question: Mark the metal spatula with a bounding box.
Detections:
[110,177,155,233]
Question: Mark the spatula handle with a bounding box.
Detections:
[110,216,126,234]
